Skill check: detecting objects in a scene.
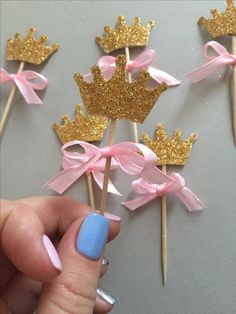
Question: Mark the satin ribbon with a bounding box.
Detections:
[84,49,180,86]
[185,41,236,83]
[63,156,121,195]
[0,68,48,104]
[44,140,157,194]
[123,172,205,211]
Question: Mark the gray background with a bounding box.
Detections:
[1,1,236,313]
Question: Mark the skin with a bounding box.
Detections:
[0,196,120,314]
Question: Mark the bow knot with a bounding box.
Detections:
[83,49,180,86]
[0,68,48,104]
[100,146,112,158]
[44,140,157,194]
[185,41,236,82]
[123,170,204,212]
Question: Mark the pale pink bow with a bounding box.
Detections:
[0,68,48,104]
[185,41,236,82]
[84,49,180,86]
[63,156,121,195]
[44,140,157,194]
[123,171,205,211]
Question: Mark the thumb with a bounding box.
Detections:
[37,213,118,314]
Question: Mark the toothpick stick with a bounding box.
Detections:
[0,61,25,136]
[99,119,116,215]
[161,164,167,286]
[86,173,95,209]
[232,36,236,146]
[125,47,139,143]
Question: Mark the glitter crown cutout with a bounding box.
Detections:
[96,16,154,53]
[141,123,197,166]
[198,0,236,37]
[6,27,59,65]
[53,104,108,144]
[74,56,167,124]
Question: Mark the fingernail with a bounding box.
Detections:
[102,257,110,266]
[97,288,117,305]
[95,210,121,222]
[76,213,109,260]
[104,212,121,222]
[43,235,62,271]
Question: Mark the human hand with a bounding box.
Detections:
[0,196,121,314]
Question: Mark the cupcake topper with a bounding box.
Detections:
[0,27,59,136]
[141,123,197,285]
[186,0,236,146]
[74,56,167,216]
[53,104,108,209]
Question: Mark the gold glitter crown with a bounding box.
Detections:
[95,16,154,53]
[141,123,197,166]
[53,104,108,144]
[6,27,59,65]
[74,56,167,123]
[198,0,236,37]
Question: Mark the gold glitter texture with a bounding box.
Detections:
[6,27,59,65]
[141,123,197,166]
[74,56,167,124]
[96,16,154,53]
[53,104,108,144]
[198,0,236,37]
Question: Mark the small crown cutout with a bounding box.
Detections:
[53,104,108,144]
[6,27,59,65]
[198,0,236,37]
[95,16,154,53]
[74,55,167,124]
[141,123,197,166]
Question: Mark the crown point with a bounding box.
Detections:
[118,16,125,24]
[134,17,141,25]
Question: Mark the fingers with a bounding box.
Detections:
[1,257,113,314]
[37,213,120,314]
[1,197,121,283]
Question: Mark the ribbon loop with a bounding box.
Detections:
[185,41,236,83]
[0,68,48,104]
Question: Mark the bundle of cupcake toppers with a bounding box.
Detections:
[1,0,235,286]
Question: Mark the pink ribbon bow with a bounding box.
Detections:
[0,68,48,104]
[122,170,205,211]
[185,41,236,83]
[84,49,180,86]
[63,156,121,195]
[44,140,158,194]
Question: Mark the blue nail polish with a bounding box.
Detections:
[76,213,109,260]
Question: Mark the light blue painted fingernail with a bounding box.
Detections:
[76,213,109,260]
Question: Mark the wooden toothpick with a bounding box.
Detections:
[99,119,116,215]
[125,47,139,143]
[0,61,25,136]
[232,36,236,146]
[86,173,95,209]
[161,164,167,286]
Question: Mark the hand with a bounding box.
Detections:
[0,196,121,314]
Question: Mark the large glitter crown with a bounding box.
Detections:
[6,27,59,65]
[141,123,197,166]
[74,56,167,124]
[198,0,236,37]
[53,104,108,144]
[95,16,154,53]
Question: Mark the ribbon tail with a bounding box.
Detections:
[149,66,181,86]
[122,194,156,211]
[175,187,205,211]
[14,78,43,104]
[93,171,121,196]
[141,166,171,184]
[185,56,230,83]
